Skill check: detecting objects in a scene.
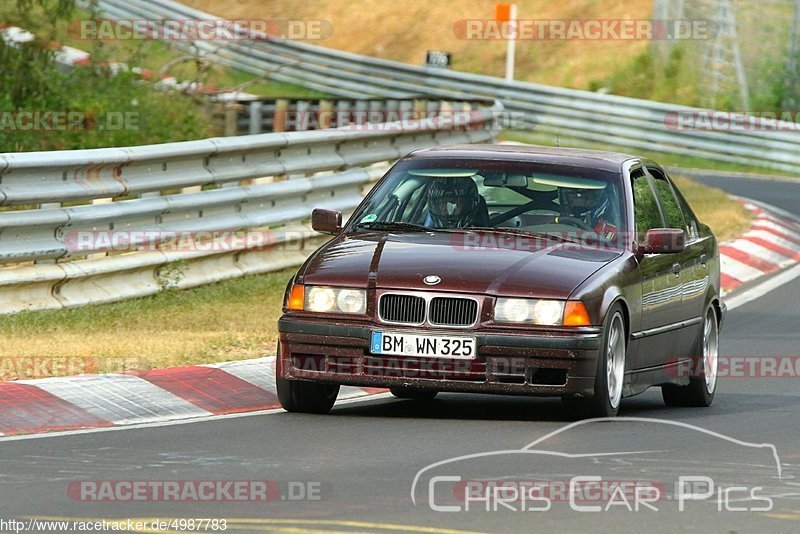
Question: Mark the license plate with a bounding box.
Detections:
[370,331,476,359]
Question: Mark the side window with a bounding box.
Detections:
[631,168,663,235]
[647,167,686,232]
[673,187,699,240]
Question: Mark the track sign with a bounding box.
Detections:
[425,50,451,68]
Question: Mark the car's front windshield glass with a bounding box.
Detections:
[350,157,626,246]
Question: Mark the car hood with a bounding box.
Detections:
[300,231,622,299]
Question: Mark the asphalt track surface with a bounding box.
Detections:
[1,174,800,534]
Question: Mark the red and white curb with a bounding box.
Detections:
[0,358,381,437]
[720,201,800,294]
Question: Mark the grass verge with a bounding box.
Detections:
[0,270,292,380]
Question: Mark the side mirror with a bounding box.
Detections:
[311,208,342,235]
[639,228,685,253]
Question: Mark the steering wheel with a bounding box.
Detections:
[554,215,593,231]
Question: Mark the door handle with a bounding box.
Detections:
[700,253,708,267]
[671,263,682,276]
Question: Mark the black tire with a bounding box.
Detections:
[276,344,339,414]
[562,303,627,419]
[663,306,718,408]
[389,387,438,400]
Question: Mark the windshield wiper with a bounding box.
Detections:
[355,221,435,232]
[355,221,466,233]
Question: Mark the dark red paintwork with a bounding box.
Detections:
[277,145,724,399]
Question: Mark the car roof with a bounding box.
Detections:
[405,144,642,173]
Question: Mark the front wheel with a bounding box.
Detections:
[562,304,627,419]
[276,344,339,414]
[663,306,718,407]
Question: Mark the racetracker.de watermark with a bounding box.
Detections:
[68,480,323,502]
[665,110,800,131]
[0,111,139,132]
[670,355,800,379]
[453,19,716,40]
[0,356,140,381]
[71,18,333,41]
[450,230,661,252]
[272,110,525,131]
[64,230,287,254]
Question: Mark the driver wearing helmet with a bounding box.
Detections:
[425,177,487,229]
[559,186,618,240]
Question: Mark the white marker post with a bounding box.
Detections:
[497,3,518,82]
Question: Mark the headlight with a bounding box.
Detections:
[306,287,336,312]
[337,289,367,314]
[495,298,565,325]
[300,285,366,314]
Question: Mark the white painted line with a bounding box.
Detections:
[726,263,800,311]
[731,239,794,266]
[22,374,211,425]
[745,198,800,224]
[720,253,768,282]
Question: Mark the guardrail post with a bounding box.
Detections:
[368,100,383,124]
[439,100,453,125]
[386,99,399,122]
[399,100,413,122]
[318,99,333,129]
[413,99,427,120]
[354,100,368,125]
[296,100,310,131]
[224,103,239,136]
[248,101,263,135]
[336,100,351,127]
[273,99,289,132]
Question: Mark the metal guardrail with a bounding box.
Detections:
[0,104,499,314]
[90,0,800,175]
[209,97,493,135]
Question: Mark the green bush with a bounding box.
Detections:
[1,0,212,152]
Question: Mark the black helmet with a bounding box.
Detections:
[560,187,608,219]
[428,177,480,228]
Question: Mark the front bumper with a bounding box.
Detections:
[278,317,602,397]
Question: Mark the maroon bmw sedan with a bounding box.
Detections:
[276,144,724,418]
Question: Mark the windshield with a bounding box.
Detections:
[350,157,627,245]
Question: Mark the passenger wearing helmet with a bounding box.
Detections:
[559,186,618,240]
[425,177,487,229]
